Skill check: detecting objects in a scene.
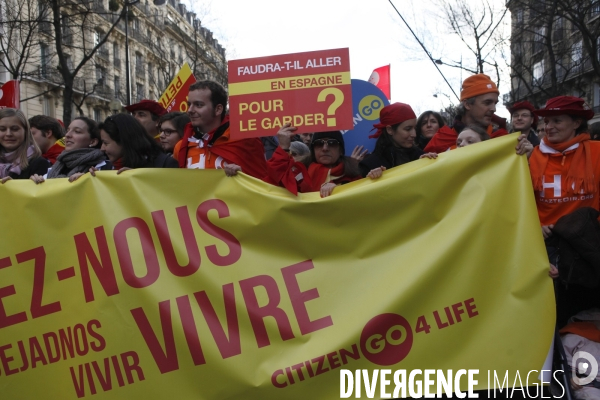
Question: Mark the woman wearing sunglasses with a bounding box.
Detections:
[267,124,380,197]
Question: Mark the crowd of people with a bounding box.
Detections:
[1,73,600,397]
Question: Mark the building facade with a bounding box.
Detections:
[506,0,600,122]
[1,0,227,122]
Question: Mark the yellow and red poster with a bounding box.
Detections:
[228,48,353,139]
[0,134,553,399]
[158,63,196,113]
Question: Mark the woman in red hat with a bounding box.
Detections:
[531,96,600,325]
[359,102,435,177]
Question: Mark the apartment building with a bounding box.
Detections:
[506,0,600,122]
[2,0,227,121]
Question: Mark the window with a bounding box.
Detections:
[65,54,72,72]
[592,1,600,18]
[533,60,544,83]
[96,66,105,85]
[533,26,545,53]
[572,40,583,64]
[553,17,563,41]
[516,9,523,24]
[40,43,49,77]
[62,14,72,44]
[136,83,144,103]
[597,37,600,62]
[93,108,102,122]
[42,97,53,117]
[555,61,566,80]
[114,75,121,96]
[94,30,101,46]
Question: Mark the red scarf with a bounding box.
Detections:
[529,134,595,195]
[306,162,357,191]
[112,158,124,170]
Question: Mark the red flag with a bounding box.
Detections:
[0,80,20,109]
[368,65,391,100]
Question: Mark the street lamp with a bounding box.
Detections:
[109,98,122,114]
[123,0,167,106]
[435,56,463,97]
[124,0,140,106]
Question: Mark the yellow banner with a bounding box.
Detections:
[0,134,553,399]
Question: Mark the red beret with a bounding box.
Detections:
[534,96,594,120]
[507,101,535,115]
[124,99,167,116]
[508,101,538,129]
[370,102,416,139]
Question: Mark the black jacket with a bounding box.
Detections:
[359,146,423,177]
[9,157,50,179]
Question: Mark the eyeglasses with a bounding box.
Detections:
[160,129,179,136]
[312,139,340,149]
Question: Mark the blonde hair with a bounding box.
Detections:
[0,108,41,170]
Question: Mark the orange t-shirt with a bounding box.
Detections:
[534,141,600,226]
[172,130,231,170]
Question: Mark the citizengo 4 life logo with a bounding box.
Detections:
[271,299,479,388]
[360,313,413,366]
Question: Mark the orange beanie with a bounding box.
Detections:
[460,74,499,101]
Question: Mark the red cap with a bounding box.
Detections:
[370,102,416,139]
[124,99,167,116]
[534,96,594,120]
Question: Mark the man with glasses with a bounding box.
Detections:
[508,101,540,146]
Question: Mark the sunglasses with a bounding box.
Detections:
[312,139,340,149]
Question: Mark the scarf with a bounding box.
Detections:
[307,161,359,191]
[112,158,124,170]
[529,134,595,195]
[47,148,107,179]
[0,146,35,178]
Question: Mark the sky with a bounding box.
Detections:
[194,0,511,118]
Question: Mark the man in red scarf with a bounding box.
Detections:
[173,81,267,179]
[424,74,509,153]
[29,115,65,165]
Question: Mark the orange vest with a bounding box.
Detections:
[534,141,600,226]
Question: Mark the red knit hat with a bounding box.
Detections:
[508,101,538,129]
[369,102,416,139]
[125,99,167,116]
[460,74,499,101]
[534,96,594,120]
